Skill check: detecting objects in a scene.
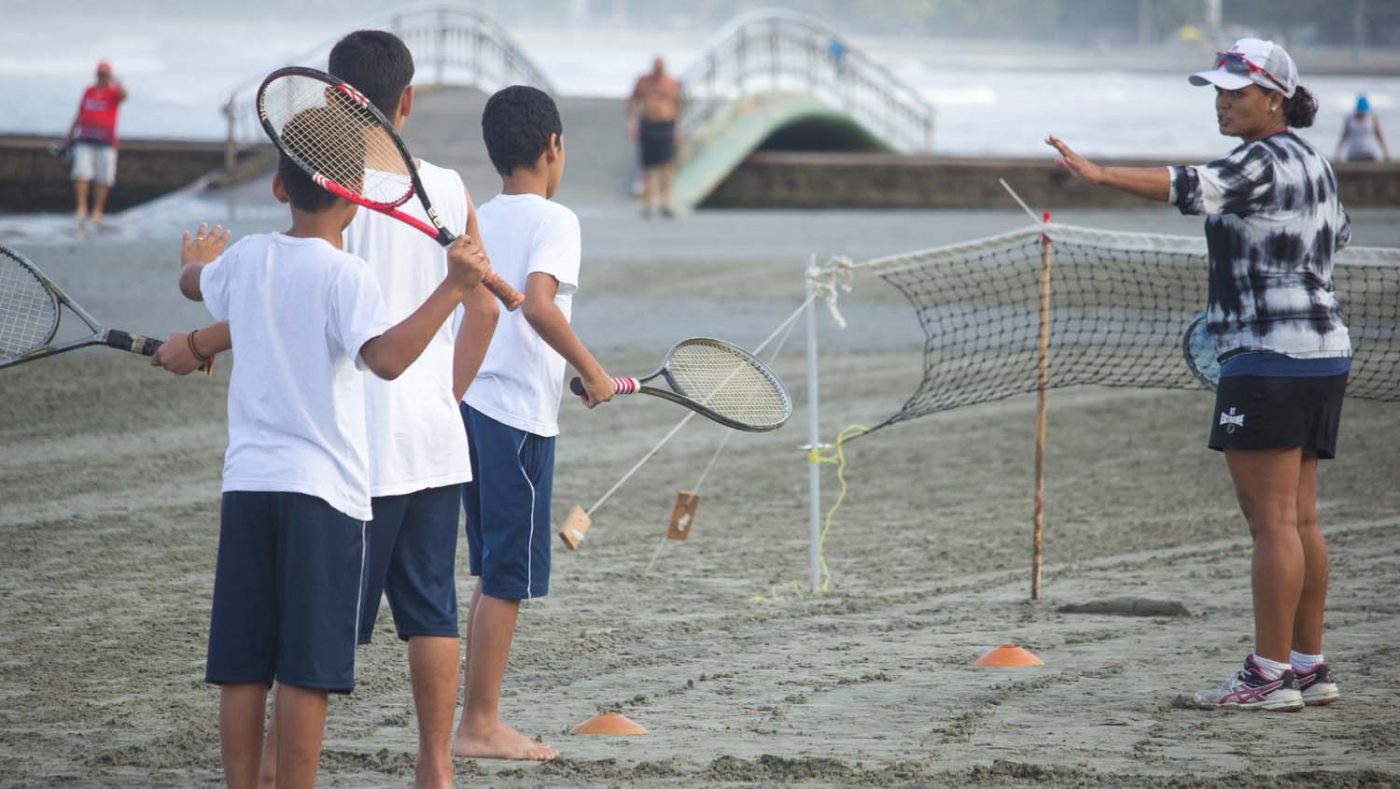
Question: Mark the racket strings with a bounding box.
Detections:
[261,75,411,206]
[666,342,791,429]
[0,250,60,357]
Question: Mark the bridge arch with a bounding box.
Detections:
[219,3,553,169]
[673,7,935,208]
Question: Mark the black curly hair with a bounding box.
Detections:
[1284,85,1318,129]
[328,30,415,119]
[277,107,363,212]
[481,86,562,176]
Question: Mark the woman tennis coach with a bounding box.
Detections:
[1046,39,1349,712]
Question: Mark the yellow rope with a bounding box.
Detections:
[812,424,869,592]
[752,423,869,601]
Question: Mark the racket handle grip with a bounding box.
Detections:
[482,268,525,311]
[570,376,639,396]
[107,330,161,356]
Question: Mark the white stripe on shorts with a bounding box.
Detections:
[354,520,367,644]
[516,435,537,599]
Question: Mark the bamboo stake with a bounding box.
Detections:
[1032,211,1052,601]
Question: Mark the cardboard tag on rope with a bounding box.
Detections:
[558,505,591,550]
[666,491,699,541]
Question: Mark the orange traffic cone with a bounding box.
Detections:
[974,644,1043,667]
[570,712,648,735]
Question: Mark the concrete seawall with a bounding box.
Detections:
[0,136,270,214]
[703,152,1400,210]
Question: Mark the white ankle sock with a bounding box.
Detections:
[1250,653,1291,680]
[1290,650,1324,672]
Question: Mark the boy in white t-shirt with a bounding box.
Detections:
[173,109,488,788]
[451,86,616,761]
[155,31,499,787]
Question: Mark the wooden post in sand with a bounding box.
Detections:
[1031,212,1052,601]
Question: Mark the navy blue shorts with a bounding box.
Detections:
[359,484,462,645]
[206,492,367,694]
[461,404,554,600]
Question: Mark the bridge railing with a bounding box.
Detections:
[678,8,935,153]
[220,3,554,170]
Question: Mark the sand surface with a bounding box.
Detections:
[3,89,1400,787]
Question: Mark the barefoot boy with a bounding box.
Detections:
[452,85,615,761]
[177,112,488,788]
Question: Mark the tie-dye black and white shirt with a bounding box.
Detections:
[1169,131,1351,360]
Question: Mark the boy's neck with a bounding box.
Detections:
[283,209,347,248]
[500,167,549,199]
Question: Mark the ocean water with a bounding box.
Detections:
[2,3,1395,159]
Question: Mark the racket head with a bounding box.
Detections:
[652,337,792,431]
[1182,311,1220,390]
[0,246,61,360]
[256,66,416,211]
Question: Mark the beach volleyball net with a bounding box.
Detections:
[799,222,1400,596]
[817,222,1400,437]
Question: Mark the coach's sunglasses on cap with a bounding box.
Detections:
[1214,51,1287,93]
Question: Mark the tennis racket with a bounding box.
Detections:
[256,66,524,310]
[0,246,163,369]
[1182,311,1220,390]
[570,338,792,432]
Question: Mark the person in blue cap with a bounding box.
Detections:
[1335,94,1389,162]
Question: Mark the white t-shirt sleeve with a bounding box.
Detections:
[528,207,581,296]
[328,260,395,370]
[198,247,236,322]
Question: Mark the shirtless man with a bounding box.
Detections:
[626,57,681,218]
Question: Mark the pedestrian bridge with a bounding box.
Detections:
[672,8,936,209]
[219,3,553,172]
[209,4,932,210]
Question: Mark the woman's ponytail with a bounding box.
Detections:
[1285,85,1318,128]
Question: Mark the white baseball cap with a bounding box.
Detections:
[1189,38,1297,98]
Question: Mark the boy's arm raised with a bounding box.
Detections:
[177,224,232,301]
[453,193,498,400]
[453,282,499,401]
[522,272,613,407]
[361,235,486,381]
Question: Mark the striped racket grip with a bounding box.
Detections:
[569,376,640,396]
[481,268,524,311]
[106,330,161,356]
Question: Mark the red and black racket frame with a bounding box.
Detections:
[255,66,524,310]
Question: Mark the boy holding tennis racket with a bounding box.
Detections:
[156,31,499,785]
[451,85,614,761]
[176,118,488,788]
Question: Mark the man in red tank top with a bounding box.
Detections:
[64,60,127,222]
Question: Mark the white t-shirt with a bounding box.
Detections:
[200,233,393,521]
[463,193,581,437]
[343,159,472,496]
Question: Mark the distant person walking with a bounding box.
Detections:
[626,57,681,218]
[64,60,127,223]
[1334,94,1389,162]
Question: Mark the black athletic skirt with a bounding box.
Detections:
[1208,372,1348,458]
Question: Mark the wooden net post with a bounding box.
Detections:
[1032,212,1052,601]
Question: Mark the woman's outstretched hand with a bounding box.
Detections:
[1046,135,1105,185]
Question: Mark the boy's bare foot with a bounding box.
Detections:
[453,721,557,761]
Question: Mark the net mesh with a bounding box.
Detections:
[666,339,793,430]
[829,224,1400,434]
[0,247,60,358]
[258,73,411,206]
